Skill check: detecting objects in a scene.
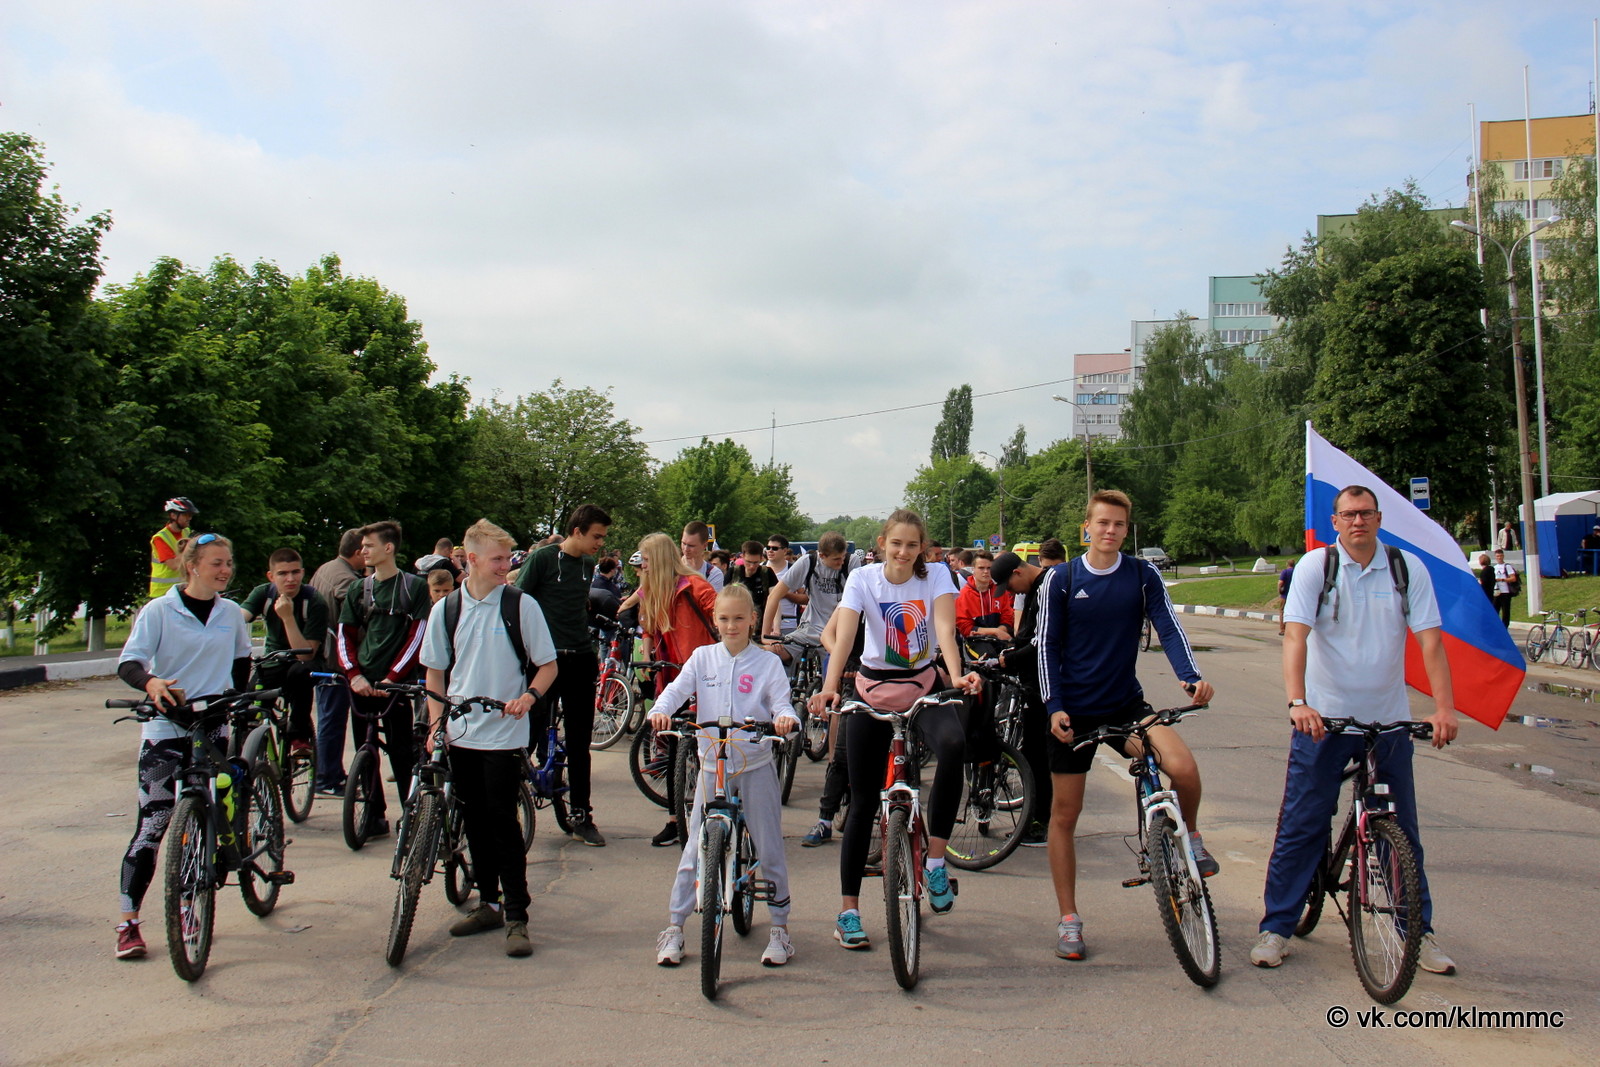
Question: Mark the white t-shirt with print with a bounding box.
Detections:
[839,563,955,672]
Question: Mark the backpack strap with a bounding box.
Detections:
[1316,547,1340,620]
[441,588,464,688]
[1316,544,1409,622]
[499,585,533,680]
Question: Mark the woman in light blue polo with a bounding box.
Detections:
[111,533,251,960]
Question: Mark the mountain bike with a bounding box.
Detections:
[1524,609,1571,664]
[836,689,967,991]
[1293,718,1434,1004]
[628,658,685,808]
[660,716,783,1000]
[108,689,295,981]
[591,617,646,750]
[793,645,830,761]
[375,682,512,966]
[248,647,318,823]
[313,672,415,850]
[1071,702,1219,988]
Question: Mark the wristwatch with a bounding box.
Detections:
[1287,699,1307,709]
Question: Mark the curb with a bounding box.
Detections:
[1170,604,1281,623]
[0,655,119,692]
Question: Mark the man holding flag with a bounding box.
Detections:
[1251,478,1460,976]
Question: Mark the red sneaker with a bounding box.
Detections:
[115,921,147,960]
[289,739,314,757]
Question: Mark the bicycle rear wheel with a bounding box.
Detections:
[731,823,756,936]
[1525,625,1546,662]
[1551,626,1572,665]
[946,740,1034,871]
[1348,817,1423,1004]
[343,748,379,850]
[591,674,633,750]
[672,743,699,847]
[443,800,475,906]
[282,742,315,824]
[163,795,215,982]
[699,818,729,1001]
[240,765,286,917]
[1295,832,1345,938]
[387,792,441,967]
[517,779,536,852]
[779,734,800,805]
[802,703,829,761]
[629,723,671,808]
[1147,812,1219,987]
[882,808,920,990]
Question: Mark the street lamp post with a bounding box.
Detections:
[1451,214,1559,615]
[1051,391,1106,507]
[976,451,1005,546]
[944,475,966,547]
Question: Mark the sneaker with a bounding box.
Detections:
[115,921,146,960]
[761,926,794,967]
[505,921,533,958]
[1250,930,1291,968]
[368,818,391,839]
[315,780,346,797]
[650,821,680,847]
[1056,916,1086,960]
[289,739,314,757]
[1020,820,1048,848]
[1189,832,1220,878]
[449,904,505,937]
[570,817,606,847]
[926,864,955,914]
[1419,933,1456,975]
[801,821,832,847]
[656,924,685,966]
[834,911,870,950]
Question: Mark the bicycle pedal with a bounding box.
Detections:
[264,870,296,886]
[863,865,883,878]
[750,878,777,898]
[1122,877,1148,888]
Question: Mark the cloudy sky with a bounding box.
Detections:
[6,1,1599,522]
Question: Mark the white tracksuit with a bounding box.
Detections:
[656,642,798,927]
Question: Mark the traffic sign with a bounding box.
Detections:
[1410,477,1430,512]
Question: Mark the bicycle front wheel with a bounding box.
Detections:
[700,818,729,1001]
[240,765,286,917]
[1147,812,1220,987]
[1551,626,1572,665]
[882,808,921,990]
[1348,817,1423,1004]
[343,748,379,850]
[629,723,671,808]
[946,740,1034,871]
[1526,625,1547,662]
[163,795,215,982]
[779,734,800,806]
[672,743,699,847]
[1569,632,1592,671]
[591,674,633,750]
[387,792,441,967]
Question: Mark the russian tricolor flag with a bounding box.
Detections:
[1305,423,1520,730]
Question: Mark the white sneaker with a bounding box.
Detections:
[655,924,685,966]
[761,926,794,967]
[1250,931,1291,968]
[1419,933,1456,975]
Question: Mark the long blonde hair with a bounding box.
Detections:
[636,532,697,633]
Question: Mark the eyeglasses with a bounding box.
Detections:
[1335,510,1379,522]
[193,533,222,546]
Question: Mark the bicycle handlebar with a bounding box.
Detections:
[1068,703,1207,749]
[1319,717,1434,741]
[834,688,968,723]
[660,718,784,744]
[253,647,318,668]
[107,688,284,723]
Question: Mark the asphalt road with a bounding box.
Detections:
[2,616,1597,1066]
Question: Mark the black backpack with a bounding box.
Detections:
[439,585,535,686]
[803,549,851,596]
[1317,544,1409,622]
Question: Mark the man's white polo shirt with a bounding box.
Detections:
[419,587,557,751]
[1282,541,1441,724]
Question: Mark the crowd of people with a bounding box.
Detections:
[115,489,1459,985]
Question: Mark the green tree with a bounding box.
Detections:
[904,455,995,546]
[930,384,974,463]
[654,439,807,549]
[999,424,1028,468]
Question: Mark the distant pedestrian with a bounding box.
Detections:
[1496,521,1518,552]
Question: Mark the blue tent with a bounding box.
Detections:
[1532,491,1600,577]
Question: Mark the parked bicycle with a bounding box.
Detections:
[660,715,783,1000]
[1562,607,1598,669]
[249,647,318,823]
[836,689,968,990]
[1293,717,1435,1004]
[1524,608,1572,664]
[108,688,295,981]
[1070,702,1219,988]
[313,672,419,850]
[591,617,647,750]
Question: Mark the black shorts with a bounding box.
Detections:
[1046,701,1150,775]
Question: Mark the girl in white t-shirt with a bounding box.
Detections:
[810,509,981,950]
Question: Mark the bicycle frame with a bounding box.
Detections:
[681,719,778,914]
[1132,751,1204,885]
[1326,722,1420,920]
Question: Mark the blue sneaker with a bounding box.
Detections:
[926,864,955,914]
[802,820,832,847]
[834,911,870,950]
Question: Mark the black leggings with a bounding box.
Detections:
[839,702,966,898]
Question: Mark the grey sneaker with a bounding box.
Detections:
[761,926,794,966]
[1419,933,1456,975]
[1189,832,1220,878]
[505,921,533,957]
[450,904,505,937]
[1250,930,1291,967]
[1056,916,1085,960]
[656,924,685,966]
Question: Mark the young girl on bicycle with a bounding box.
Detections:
[810,509,981,949]
[632,532,720,846]
[113,533,252,959]
[650,583,798,969]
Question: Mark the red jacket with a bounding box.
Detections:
[955,576,1014,637]
[647,575,719,692]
